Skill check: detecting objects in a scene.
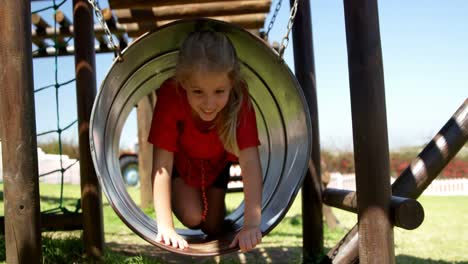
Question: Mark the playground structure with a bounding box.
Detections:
[0,1,467,264]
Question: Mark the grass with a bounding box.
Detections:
[0,183,467,263]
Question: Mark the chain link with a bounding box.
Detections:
[87,0,123,61]
[279,0,299,58]
[265,0,283,41]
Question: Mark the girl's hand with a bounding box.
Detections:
[229,225,262,252]
[156,226,189,250]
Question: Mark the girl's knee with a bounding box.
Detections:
[180,213,203,229]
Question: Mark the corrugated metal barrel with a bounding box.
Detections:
[90,19,311,256]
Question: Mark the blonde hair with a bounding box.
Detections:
[175,30,245,155]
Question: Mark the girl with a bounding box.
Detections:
[148,30,263,252]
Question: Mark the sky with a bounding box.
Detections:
[28,1,467,152]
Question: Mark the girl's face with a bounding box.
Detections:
[183,70,233,122]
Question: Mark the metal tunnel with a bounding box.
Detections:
[90,19,312,256]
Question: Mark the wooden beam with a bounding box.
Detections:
[31,13,50,29]
[96,34,109,50]
[113,0,271,23]
[55,10,72,28]
[110,0,242,9]
[323,188,424,230]
[32,13,265,42]
[31,13,49,49]
[54,10,71,49]
[33,44,121,58]
[124,13,267,37]
[0,213,83,233]
[32,24,127,42]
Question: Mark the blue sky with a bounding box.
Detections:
[30,1,467,151]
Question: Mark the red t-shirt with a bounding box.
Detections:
[148,78,260,188]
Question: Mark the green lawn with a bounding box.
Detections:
[0,183,467,263]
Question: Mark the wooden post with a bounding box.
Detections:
[0,1,42,262]
[137,94,156,209]
[73,0,105,259]
[343,1,394,263]
[289,0,323,262]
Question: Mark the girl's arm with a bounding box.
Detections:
[230,146,263,252]
[152,146,188,249]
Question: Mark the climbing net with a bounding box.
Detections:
[32,0,80,214]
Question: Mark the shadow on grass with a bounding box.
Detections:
[107,241,305,264]
[0,235,467,264]
[0,188,77,206]
[40,195,79,206]
[267,231,303,239]
[395,255,468,264]
[106,243,468,264]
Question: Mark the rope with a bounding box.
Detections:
[32,0,80,214]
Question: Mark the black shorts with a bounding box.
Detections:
[172,162,232,189]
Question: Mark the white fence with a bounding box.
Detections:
[423,178,468,196]
[0,144,81,184]
[2,142,467,195]
[328,172,468,196]
[36,148,81,184]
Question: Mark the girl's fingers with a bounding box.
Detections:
[177,237,187,249]
[178,240,185,249]
[231,228,263,252]
[171,237,179,248]
[163,234,171,246]
[156,233,163,242]
[240,236,252,252]
[246,236,253,251]
[157,231,189,250]
[238,238,245,251]
[250,231,258,247]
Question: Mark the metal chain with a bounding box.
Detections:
[278,0,299,58]
[265,0,283,40]
[87,0,123,61]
